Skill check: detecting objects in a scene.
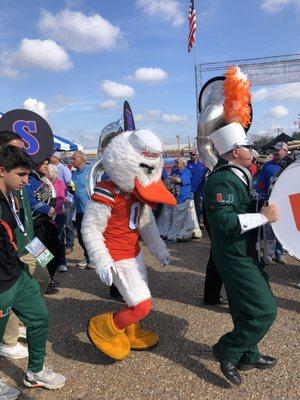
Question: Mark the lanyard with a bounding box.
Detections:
[8,191,26,233]
[2,190,28,240]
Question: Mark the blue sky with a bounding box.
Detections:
[0,0,299,149]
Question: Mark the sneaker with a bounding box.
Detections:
[0,378,20,400]
[273,255,287,265]
[78,258,87,268]
[86,263,95,269]
[19,326,27,340]
[24,366,66,390]
[65,247,73,255]
[45,283,59,295]
[58,265,68,273]
[0,343,28,359]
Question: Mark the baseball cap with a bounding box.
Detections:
[52,151,62,160]
[273,141,288,151]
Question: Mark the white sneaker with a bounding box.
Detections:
[0,343,28,359]
[86,263,95,269]
[24,366,66,390]
[58,265,68,272]
[77,258,87,267]
[19,326,27,340]
[0,378,20,400]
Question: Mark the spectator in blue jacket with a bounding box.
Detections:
[25,159,63,294]
[187,151,208,224]
[256,142,288,264]
[71,151,93,269]
[166,158,192,244]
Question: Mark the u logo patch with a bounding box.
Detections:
[216,193,234,203]
[0,307,11,318]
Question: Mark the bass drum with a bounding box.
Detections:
[269,159,300,261]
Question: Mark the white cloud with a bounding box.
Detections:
[23,98,47,119]
[136,0,185,27]
[0,66,20,78]
[161,113,187,122]
[129,67,168,82]
[48,94,79,113]
[38,9,121,53]
[261,0,300,13]
[14,38,73,72]
[252,83,300,101]
[135,109,161,121]
[268,105,290,118]
[101,80,135,99]
[99,100,117,109]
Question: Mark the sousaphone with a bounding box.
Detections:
[86,101,136,197]
[197,74,252,170]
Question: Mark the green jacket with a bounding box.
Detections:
[203,166,257,269]
[0,189,34,257]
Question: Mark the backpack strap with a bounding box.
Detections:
[0,220,18,251]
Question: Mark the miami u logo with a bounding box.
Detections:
[216,193,234,203]
[13,120,40,155]
[0,307,11,318]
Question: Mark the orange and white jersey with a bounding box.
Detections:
[91,181,142,262]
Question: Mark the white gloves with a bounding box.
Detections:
[97,263,114,286]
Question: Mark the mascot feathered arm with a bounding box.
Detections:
[139,205,170,265]
[82,200,114,276]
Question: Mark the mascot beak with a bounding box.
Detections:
[134,178,177,208]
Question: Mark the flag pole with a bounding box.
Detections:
[193,4,199,132]
[193,41,198,125]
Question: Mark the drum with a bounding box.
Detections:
[269,159,300,260]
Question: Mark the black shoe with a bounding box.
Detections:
[109,284,122,299]
[203,296,228,306]
[45,284,59,295]
[212,345,241,385]
[219,296,228,305]
[238,355,277,371]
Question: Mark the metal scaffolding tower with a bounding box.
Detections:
[195,53,300,98]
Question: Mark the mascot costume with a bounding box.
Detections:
[82,102,176,360]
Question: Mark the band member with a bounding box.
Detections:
[204,122,278,385]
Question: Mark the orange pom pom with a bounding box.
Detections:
[223,65,251,128]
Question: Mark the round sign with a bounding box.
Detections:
[0,109,54,163]
[269,160,300,261]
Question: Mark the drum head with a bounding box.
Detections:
[269,160,300,260]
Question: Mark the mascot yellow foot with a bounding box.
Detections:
[125,323,159,350]
[88,313,130,360]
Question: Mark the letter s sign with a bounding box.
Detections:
[13,120,40,155]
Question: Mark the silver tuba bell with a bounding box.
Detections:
[197,76,226,170]
[86,101,136,197]
[197,74,252,170]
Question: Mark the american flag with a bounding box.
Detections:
[188,0,196,52]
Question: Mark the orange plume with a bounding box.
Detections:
[223,65,251,128]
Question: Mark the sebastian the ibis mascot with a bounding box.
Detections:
[82,122,176,361]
